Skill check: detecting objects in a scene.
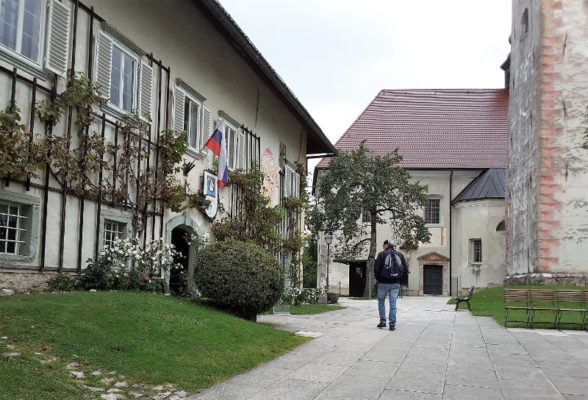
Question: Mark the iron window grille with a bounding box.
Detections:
[425,199,440,224]
[0,201,27,255]
[471,239,482,263]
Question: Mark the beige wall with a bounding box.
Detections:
[0,0,310,274]
[452,200,506,292]
[317,169,508,296]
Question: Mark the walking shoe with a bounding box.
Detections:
[389,324,396,331]
[377,321,386,328]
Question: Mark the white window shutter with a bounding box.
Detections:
[138,62,153,121]
[173,87,186,132]
[294,171,301,198]
[284,167,292,197]
[238,131,246,170]
[201,106,211,151]
[95,32,113,98]
[45,0,71,77]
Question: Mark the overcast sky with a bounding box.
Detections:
[219,0,512,170]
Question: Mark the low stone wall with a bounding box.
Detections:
[504,273,588,286]
[0,270,57,293]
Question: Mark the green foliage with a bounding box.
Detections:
[77,256,112,290]
[281,287,323,306]
[0,292,307,396]
[212,169,284,253]
[46,274,78,292]
[302,237,318,288]
[194,240,284,319]
[0,106,46,179]
[309,143,430,297]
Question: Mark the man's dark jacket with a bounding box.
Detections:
[374,248,407,284]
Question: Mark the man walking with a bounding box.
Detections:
[374,240,404,331]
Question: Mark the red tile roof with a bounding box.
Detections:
[317,89,508,169]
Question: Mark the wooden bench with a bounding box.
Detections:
[556,290,587,330]
[528,289,558,329]
[504,288,588,330]
[455,286,475,311]
[504,288,530,328]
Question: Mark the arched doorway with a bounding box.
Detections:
[169,226,191,296]
[165,212,203,297]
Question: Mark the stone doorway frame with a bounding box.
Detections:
[165,212,203,295]
[417,252,450,296]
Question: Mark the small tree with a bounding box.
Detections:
[309,144,431,298]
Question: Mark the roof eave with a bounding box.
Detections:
[192,0,336,155]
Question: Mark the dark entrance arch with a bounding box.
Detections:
[169,226,191,296]
[423,265,443,295]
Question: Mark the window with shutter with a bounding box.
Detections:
[284,165,300,198]
[138,62,153,121]
[95,32,113,98]
[182,96,200,150]
[0,0,49,70]
[200,106,211,151]
[237,131,246,170]
[173,87,185,133]
[224,124,238,169]
[45,0,70,76]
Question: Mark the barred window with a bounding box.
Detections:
[0,201,27,255]
[425,199,440,224]
[103,219,125,248]
[470,239,482,263]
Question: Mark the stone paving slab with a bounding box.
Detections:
[189,297,588,400]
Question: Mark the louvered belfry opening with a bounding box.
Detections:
[0,1,173,273]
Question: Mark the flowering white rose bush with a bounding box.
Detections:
[281,287,324,306]
[78,238,183,292]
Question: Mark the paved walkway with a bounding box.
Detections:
[189,296,588,400]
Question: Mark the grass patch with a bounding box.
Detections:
[0,292,308,398]
[451,285,587,329]
[291,304,346,315]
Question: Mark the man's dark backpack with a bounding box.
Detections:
[381,250,404,280]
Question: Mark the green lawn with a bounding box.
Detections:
[291,304,346,315]
[0,292,308,399]
[451,286,587,329]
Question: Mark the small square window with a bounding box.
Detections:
[103,219,125,249]
[361,208,370,223]
[425,199,440,224]
[470,239,482,263]
[0,201,29,255]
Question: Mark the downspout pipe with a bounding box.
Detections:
[449,170,454,297]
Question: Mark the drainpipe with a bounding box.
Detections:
[449,170,454,297]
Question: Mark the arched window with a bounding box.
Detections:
[496,220,506,232]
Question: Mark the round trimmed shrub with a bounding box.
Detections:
[194,240,284,319]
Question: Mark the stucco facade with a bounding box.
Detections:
[0,0,333,291]
[317,170,507,297]
[506,0,588,282]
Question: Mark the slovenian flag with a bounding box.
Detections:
[204,120,229,187]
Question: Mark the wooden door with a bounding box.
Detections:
[423,265,443,295]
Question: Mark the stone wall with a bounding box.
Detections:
[506,0,542,275]
[0,271,56,293]
[507,0,588,276]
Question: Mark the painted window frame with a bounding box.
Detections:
[284,164,300,198]
[107,41,139,114]
[98,210,132,252]
[224,121,239,170]
[183,94,202,153]
[103,219,126,249]
[469,238,482,264]
[424,197,441,225]
[0,0,48,77]
[0,190,40,265]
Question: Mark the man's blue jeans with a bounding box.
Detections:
[378,283,401,325]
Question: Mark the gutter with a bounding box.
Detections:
[449,170,453,297]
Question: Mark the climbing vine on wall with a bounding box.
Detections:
[211,165,307,287]
[0,73,207,237]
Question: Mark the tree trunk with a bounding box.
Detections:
[363,213,378,299]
